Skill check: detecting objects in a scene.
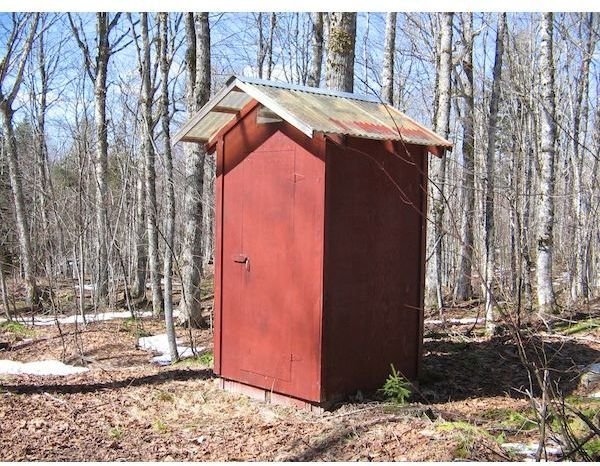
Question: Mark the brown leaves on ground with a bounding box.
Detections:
[1,306,599,461]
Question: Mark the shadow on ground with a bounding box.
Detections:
[2,368,214,396]
[420,334,599,403]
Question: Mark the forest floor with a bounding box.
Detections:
[1,281,600,461]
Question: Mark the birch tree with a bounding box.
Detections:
[381,12,397,104]
[325,12,356,92]
[535,13,557,315]
[307,12,324,87]
[179,12,211,328]
[158,11,178,360]
[454,12,475,302]
[483,12,506,333]
[569,13,596,303]
[68,13,124,305]
[0,13,40,307]
[139,13,163,316]
[426,12,453,311]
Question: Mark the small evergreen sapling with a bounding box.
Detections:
[380,364,411,404]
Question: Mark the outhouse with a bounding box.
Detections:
[174,76,452,410]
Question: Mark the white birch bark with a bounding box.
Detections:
[536,12,557,315]
[158,12,178,361]
[484,12,506,333]
[307,12,324,87]
[140,13,164,317]
[381,12,397,105]
[0,13,40,307]
[68,13,122,306]
[570,13,595,303]
[426,12,452,311]
[454,12,475,302]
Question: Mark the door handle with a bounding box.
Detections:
[232,254,248,263]
[232,254,250,271]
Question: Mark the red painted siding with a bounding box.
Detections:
[217,108,325,402]
[213,103,427,406]
[322,137,426,400]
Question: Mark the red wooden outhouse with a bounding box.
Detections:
[175,76,452,410]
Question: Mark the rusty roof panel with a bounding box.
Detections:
[174,76,452,150]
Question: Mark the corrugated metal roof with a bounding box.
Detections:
[174,76,452,152]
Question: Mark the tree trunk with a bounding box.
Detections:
[266,13,276,80]
[34,24,54,277]
[307,12,324,87]
[325,12,356,92]
[454,13,475,303]
[536,12,557,315]
[570,13,595,303]
[158,12,178,361]
[131,171,147,298]
[93,13,111,305]
[426,12,452,311]
[140,13,164,317]
[0,13,39,307]
[381,12,397,104]
[179,12,211,328]
[0,107,38,307]
[484,12,506,334]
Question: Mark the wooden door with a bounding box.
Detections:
[220,130,324,402]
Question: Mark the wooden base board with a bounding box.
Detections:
[218,378,329,413]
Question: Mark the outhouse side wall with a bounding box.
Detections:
[321,138,428,400]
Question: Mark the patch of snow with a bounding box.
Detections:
[586,362,600,373]
[588,392,600,399]
[0,310,153,327]
[581,362,600,387]
[0,359,89,376]
[425,317,482,325]
[138,333,204,365]
[502,442,562,458]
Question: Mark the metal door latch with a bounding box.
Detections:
[232,254,250,270]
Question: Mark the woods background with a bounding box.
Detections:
[0,12,599,331]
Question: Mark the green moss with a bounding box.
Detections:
[481,407,538,431]
[152,418,168,433]
[437,421,489,460]
[173,351,213,368]
[108,426,124,439]
[556,318,600,335]
[0,321,34,337]
[583,439,600,459]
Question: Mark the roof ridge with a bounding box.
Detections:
[231,75,381,104]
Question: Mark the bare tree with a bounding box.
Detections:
[483,12,506,333]
[0,13,40,307]
[307,12,324,87]
[325,12,356,92]
[68,13,124,305]
[158,11,178,360]
[179,12,211,328]
[454,12,475,302]
[569,13,596,303]
[426,12,453,311]
[536,12,557,315]
[381,12,397,104]
[255,13,276,79]
[139,13,163,316]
